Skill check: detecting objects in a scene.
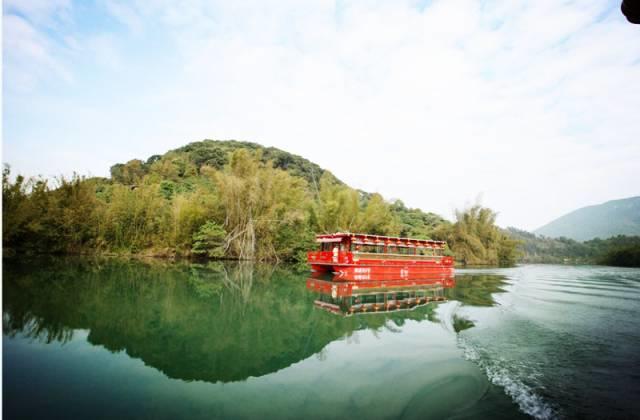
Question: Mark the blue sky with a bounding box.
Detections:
[3,0,640,230]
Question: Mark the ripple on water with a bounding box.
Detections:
[454,265,640,419]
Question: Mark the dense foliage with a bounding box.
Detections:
[432,205,521,266]
[508,228,640,267]
[4,140,518,265]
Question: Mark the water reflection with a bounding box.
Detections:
[3,258,509,385]
[307,274,454,316]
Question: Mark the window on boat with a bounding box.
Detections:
[362,244,377,253]
[387,245,397,254]
[417,247,427,255]
[353,244,371,253]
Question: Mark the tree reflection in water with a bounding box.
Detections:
[3,258,508,384]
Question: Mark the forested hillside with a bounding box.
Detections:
[3,140,518,265]
[534,196,640,241]
[508,228,640,267]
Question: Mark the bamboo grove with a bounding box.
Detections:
[3,140,520,265]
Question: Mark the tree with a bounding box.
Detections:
[435,205,520,266]
[316,172,359,233]
[213,149,310,261]
[357,193,400,235]
[192,221,227,257]
[3,165,29,249]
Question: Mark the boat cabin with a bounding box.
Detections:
[315,233,446,258]
[308,232,454,276]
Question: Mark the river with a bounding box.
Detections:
[3,258,639,419]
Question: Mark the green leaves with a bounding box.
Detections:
[159,180,175,200]
[192,221,226,258]
[435,204,521,266]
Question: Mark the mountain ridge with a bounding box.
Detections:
[534,196,640,241]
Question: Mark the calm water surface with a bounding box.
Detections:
[3,259,640,419]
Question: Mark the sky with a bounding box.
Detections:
[3,0,640,231]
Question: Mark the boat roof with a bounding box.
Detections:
[315,232,446,247]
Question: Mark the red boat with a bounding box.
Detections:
[307,232,454,279]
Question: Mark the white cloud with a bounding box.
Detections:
[3,14,73,92]
[103,0,144,34]
[4,0,72,27]
[84,34,124,71]
[3,0,639,230]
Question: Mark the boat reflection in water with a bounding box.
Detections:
[306,272,455,316]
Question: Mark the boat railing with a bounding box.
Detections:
[353,252,443,261]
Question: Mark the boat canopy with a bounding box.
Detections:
[316,237,343,243]
[315,232,446,248]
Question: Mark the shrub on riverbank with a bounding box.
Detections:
[599,246,640,267]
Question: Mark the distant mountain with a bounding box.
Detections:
[534,196,640,241]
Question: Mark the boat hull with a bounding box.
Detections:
[309,256,454,281]
[310,264,333,273]
[331,263,453,281]
[307,249,455,281]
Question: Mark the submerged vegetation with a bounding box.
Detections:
[0,140,525,266]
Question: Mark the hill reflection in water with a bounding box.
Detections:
[3,258,508,384]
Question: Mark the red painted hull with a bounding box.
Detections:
[310,264,333,273]
[308,251,454,281]
[331,263,453,281]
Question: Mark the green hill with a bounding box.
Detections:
[534,196,640,241]
[3,139,518,265]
